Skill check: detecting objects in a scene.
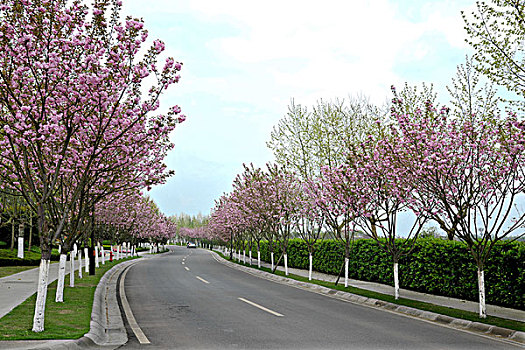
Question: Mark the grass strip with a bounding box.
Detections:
[0,257,139,340]
[0,266,38,279]
[216,251,525,332]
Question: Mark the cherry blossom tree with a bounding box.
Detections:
[394,93,525,317]
[0,0,184,331]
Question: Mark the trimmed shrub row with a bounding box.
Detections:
[241,238,524,310]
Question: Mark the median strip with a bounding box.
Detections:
[238,297,284,317]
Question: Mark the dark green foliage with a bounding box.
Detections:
[250,238,524,310]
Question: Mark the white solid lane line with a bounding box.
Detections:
[184,267,190,271]
[196,276,210,284]
[120,264,151,344]
[238,297,284,317]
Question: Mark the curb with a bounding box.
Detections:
[210,250,525,346]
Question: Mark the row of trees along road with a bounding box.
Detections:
[207,0,525,319]
[0,0,185,332]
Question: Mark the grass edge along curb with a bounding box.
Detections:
[0,256,139,341]
[210,250,525,344]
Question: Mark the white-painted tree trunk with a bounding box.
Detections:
[117,245,121,259]
[258,250,261,268]
[95,246,99,267]
[78,250,83,279]
[55,253,67,302]
[101,246,105,264]
[309,254,313,281]
[249,250,252,265]
[271,252,274,271]
[73,243,77,255]
[243,249,246,264]
[32,259,50,332]
[70,252,75,287]
[84,248,89,273]
[394,262,399,300]
[58,245,61,254]
[126,242,129,258]
[478,268,486,318]
[17,236,24,259]
[284,254,288,276]
[344,257,349,288]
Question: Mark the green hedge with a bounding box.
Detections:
[247,238,524,310]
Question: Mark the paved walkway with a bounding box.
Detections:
[220,249,525,322]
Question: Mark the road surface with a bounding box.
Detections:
[118,246,521,349]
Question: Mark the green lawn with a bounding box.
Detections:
[216,252,525,332]
[0,257,138,340]
[0,266,37,278]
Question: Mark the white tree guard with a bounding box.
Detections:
[17,236,24,259]
[394,262,399,300]
[84,248,89,273]
[55,253,67,302]
[32,259,50,332]
[344,257,349,288]
[70,252,75,287]
[478,268,486,318]
[95,246,99,267]
[78,250,83,279]
[309,254,313,281]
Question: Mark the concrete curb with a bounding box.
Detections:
[83,259,137,347]
[210,250,525,346]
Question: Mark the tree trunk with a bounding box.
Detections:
[257,250,261,268]
[345,257,349,288]
[10,219,15,250]
[394,261,399,300]
[70,252,75,287]
[55,253,67,302]
[17,223,24,259]
[243,249,246,264]
[308,253,313,281]
[334,259,345,286]
[27,216,33,252]
[78,250,83,279]
[101,246,105,264]
[284,253,288,276]
[249,250,252,265]
[271,252,274,271]
[95,245,99,267]
[84,248,89,273]
[478,267,486,318]
[32,258,50,332]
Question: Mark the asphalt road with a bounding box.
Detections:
[118,247,520,349]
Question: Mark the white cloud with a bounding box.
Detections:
[122,0,476,215]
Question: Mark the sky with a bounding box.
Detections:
[122,0,476,218]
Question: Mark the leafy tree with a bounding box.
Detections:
[463,0,525,111]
